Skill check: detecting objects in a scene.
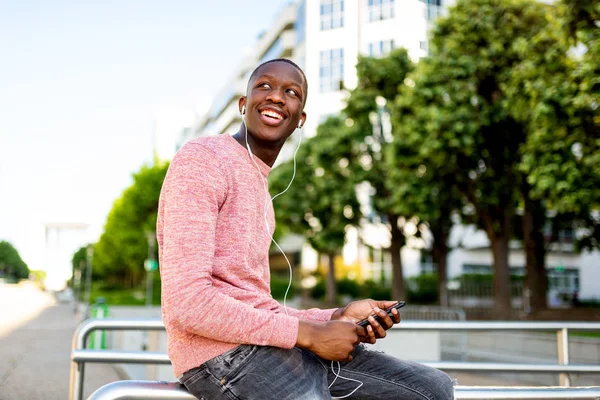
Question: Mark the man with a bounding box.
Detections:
[157,58,454,399]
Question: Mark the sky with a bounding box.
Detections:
[0,0,290,270]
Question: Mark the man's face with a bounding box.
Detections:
[241,61,307,143]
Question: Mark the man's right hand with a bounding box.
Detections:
[296,320,363,362]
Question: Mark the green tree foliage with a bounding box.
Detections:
[270,117,360,304]
[343,48,415,301]
[510,0,599,246]
[93,162,169,288]
[393,78,465,305]
[70,245,89,296]
[0,240,29,281]
[72,245,88,273]
[501,0,599,310]
[402,0,550,317]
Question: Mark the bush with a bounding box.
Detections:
[337,278,361,298]
[407,274,438,304]
[310,278,325,300]
[271,275,296,300]
[359,280,391,300]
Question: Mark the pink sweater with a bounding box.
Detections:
[157,134,335,377]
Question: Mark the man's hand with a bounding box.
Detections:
[296,320,364,362]
[331,299,401,344]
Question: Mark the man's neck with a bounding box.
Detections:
[232,125,284,167]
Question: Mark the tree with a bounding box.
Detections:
[403,0,550,317]
[505,0,599,310]
[70,245,89,299]
[343,49,415,301]
[0,240,29,281]
[392,77,466,306]
[270,117,360,305]
[93,161,169,287]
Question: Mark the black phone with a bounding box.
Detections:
[356,301,406,328]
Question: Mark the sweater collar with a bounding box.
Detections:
[225,134,271,177]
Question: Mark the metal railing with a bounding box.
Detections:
[70,319,600,400]
[401,305,466,321]
[87,381,600,400]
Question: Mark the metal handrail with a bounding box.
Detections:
[70,318,166,400]
[87,381,600,400]
[70,319,600,400]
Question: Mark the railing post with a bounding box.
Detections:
[70,319,94,400]
[557,327,571,387]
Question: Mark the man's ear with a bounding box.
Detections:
[238,97,247,115]
[299,112,307,128]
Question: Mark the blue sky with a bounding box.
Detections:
[0,0,290,268]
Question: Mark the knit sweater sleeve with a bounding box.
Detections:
[276,305,337,322]
[158,143,298,349]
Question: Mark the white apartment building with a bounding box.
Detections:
[178,0,600,302]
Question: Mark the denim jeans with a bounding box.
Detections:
[180,344,455,399]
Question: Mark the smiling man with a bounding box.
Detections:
[157,59,454,400]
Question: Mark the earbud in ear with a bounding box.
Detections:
[241,105,246,115]
[297,121,303,129]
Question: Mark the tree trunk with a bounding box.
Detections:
[490,236,512,319]
[388,213,406,301]
[431,224,450,307]
[326,252,337,306]
[523,187,547,313]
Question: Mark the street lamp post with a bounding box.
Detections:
[143,231,157,352]
[145,231,157,308]
[83,245,93,319]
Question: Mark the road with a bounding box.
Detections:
[0,282,123,400]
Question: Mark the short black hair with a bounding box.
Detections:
[248,58,308,106]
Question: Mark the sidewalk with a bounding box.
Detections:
[0,284,123,400]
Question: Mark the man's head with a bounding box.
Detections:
[247,59,308,107]
[239,59,308,144]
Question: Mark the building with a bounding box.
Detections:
[44,222,91,291]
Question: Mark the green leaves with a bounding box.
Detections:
[0,241,29,281]
[270,116,359,254]
[92,161,169,286]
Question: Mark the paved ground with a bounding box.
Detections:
[0,283,123,400]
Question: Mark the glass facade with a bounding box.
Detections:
[320,48,344,92]
[320,0,344,30]
[368,39,395,57]
[295,0,306,45]
[368,0,395,22]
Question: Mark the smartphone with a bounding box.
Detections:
[356,301,406,328]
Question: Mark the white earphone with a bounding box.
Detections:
[241,105,246,115]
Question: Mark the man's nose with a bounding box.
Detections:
[266,87,285,104]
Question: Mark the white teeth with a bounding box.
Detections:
[261,109,283,119]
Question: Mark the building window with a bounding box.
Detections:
[296,0,307,45]
[320,0,344,30]
[368,39,395,57]
[320,48,344,92]
[420,0,443,21]
[368,0,395,22]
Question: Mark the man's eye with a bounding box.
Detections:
[287,89,298,96]
[259,82,271,88]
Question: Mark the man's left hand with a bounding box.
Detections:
[331,299,401,344]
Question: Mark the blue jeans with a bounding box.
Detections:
[180,344,455,399]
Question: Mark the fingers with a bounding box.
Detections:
[368,312,387,338]
[366,325,377,344]
[390,307,401,324]
[375,300,399,310]
[373,306,394,329]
